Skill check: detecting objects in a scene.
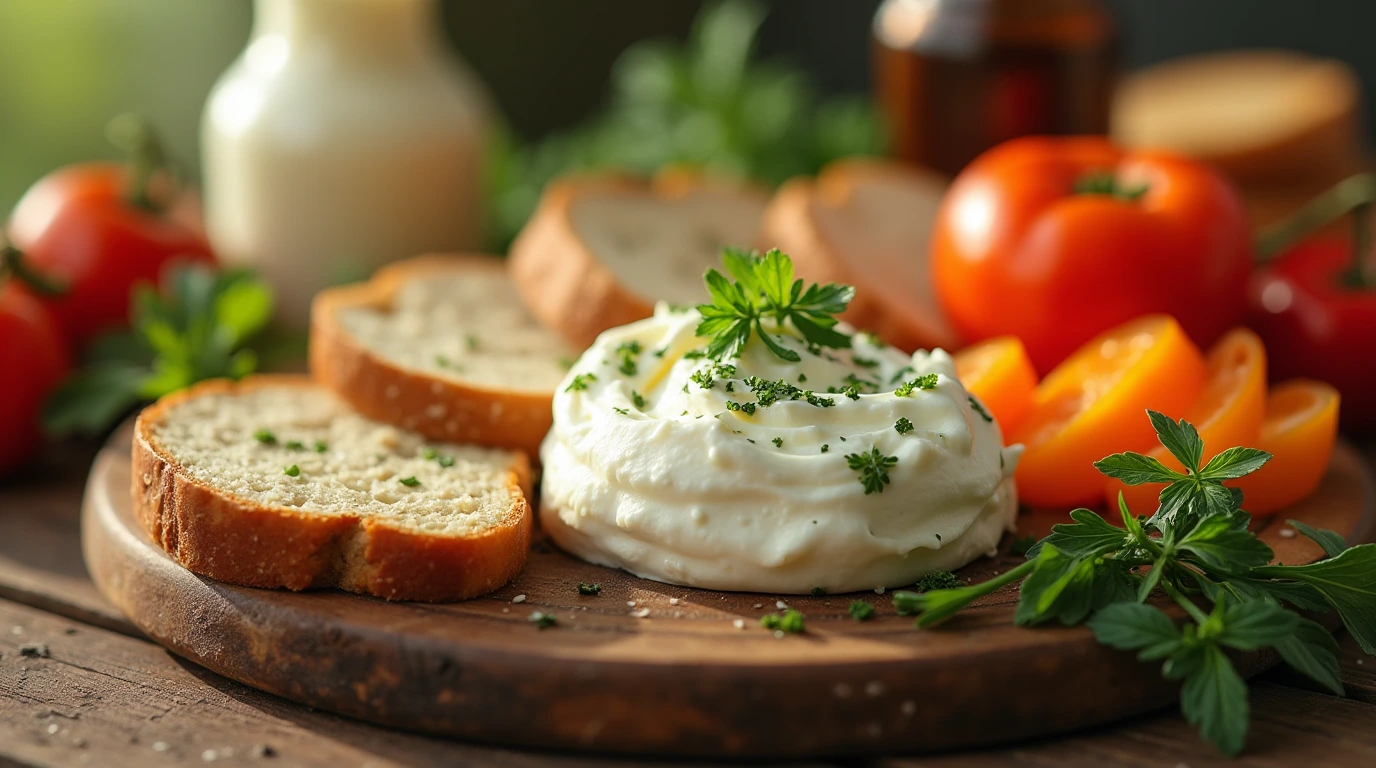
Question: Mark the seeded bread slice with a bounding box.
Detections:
[311,254,575,459]
[509,170,768,349]
[132,376,532,602]
[761,159,958,352]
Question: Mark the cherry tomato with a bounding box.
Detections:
[1247,237,1376,433]
[0,278,70,474]
[932,136,1252,373]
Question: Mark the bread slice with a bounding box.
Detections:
[131,376,532,602]
[311,254,574,459]
[508,170,769,348]
[761,159,958,352]
[1112,50,1362,182]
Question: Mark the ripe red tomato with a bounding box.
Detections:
[0,280,70,474]
[8,162,214,348]
[931,136,1253,373]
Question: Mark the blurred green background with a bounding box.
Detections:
[2,0,1373,216]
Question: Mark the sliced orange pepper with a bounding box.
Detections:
[1229,380,1340,516]
[1012,315,1206,508]
[954,336,1038,438]
[1105,328,1268,514]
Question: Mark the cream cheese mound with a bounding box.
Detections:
[540,305,1021,594]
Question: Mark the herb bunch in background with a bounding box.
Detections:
[893,411,1376,757]
[44,264,273,436]
[487,0,887,249]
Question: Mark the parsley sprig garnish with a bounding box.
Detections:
[696,249,854,362]
[890,410,1376,756]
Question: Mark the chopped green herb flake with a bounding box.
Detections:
[821,444,830,453]
[437,455,455,468]
[760,609,806,634]
[565,373,597,392]
[285,440,304,451]
[612,406,629,416]
[913,571,962,592]
[283,464,300,477]
[529,611,557,629]
[556,356,575,370]
[889,366,915,385]
[798,373,807,383]
[772,437,783,448]
[312,440,328,453]
[616,341,644,376]
[422,447,439,460]
[683,349,707,360]
[253,428,277,445]
[811,587,826,597]
[465,335,479,351]
[849,601,875,622]
[690,369,716,390]
[895,417,915,435]
[631,390,647,409]
[398,476,421,487]
[846,447,898,494]
[577,582,601,596]
[725,400,757,415]
[852,355,880,369]
[895,374,939,397]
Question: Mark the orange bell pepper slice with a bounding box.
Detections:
[1013,315,1205,508]
[1230,380,1340,516]
[1105,328,1268,514]
[954,336,1038,438]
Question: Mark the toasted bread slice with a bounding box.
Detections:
[761,159,958,352]
[311,255,574,458]
[509,171,768,348]
[132,376,532,601]
[1112,50,1362,182]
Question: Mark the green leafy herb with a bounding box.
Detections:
[852,355,879,369]
[398,476,421,487]
[466,334,480,351]
[845,447,898,495]
[888,409,1376,756]
[284,440,304,451]
[612,406,629,416]
[1008,534,1037,557]
[696,249,854,362]
[772,437,783,448]
[894,374,939,397]
[761,609,806,634]
[313,440,328,453]
[486,0,885,249]
[565,373,597,392]
[616,341,643,376]
[820,444,829,454]
[283,464,300,477]
[849,601,875,622]
[253,428,277,445]
[725,400,757,415]
[529,611,557,629]
[631,390,647,409]
[44,265,274,437]
[577,582,601,596]
[894,417,914,435]
[810,587,826,596]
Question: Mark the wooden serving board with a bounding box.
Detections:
[81,428,1375,759]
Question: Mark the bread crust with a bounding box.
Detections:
[131,376,532,602]
[311,254,555,459]
[761,159,958,352]
[508,171,768,349]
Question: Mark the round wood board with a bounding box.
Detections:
[82,426,1375,759]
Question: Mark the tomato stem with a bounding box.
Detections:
[0,245,66,297]
[105,113,172,214]
[1255,173,1376,273]
[1073,172,1149,201]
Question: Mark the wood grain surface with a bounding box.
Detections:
[80,427,1376,760]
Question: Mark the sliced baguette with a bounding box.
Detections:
[1112,50,1362,182]
[311,254,574,459]
[509,170,768,348]
[761,159,958,352]
[132,376,532,602]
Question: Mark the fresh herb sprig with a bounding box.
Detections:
[696,249,854,362]
[891,410,1376,756]
[44,265,273,436]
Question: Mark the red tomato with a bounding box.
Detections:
[8,162,214,348]
[0,280,70,474]
[931,136,1252,373]
[1247,237,1376,433]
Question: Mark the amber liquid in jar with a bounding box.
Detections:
[873,0,1116,176]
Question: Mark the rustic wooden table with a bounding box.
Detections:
[3,440,1375,768]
